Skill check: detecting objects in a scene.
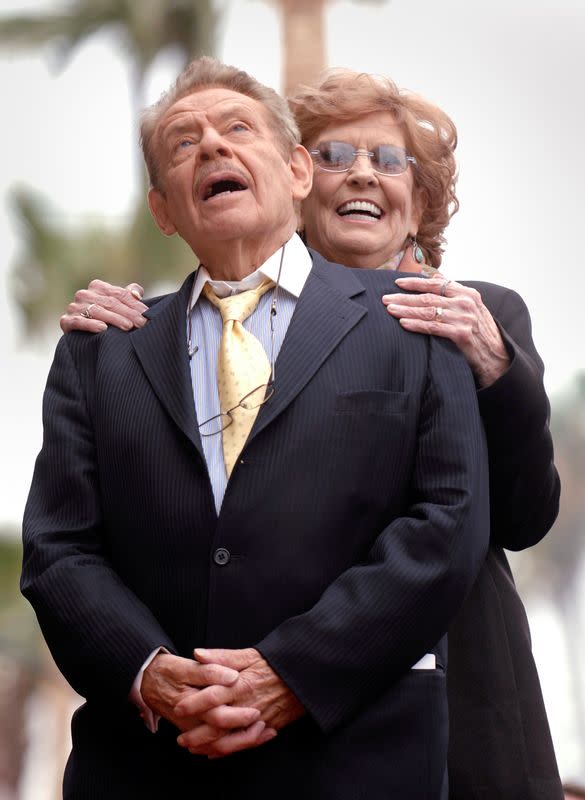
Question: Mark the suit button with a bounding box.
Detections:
[213,547,230,566]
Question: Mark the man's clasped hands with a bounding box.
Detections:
[142,648,305,758]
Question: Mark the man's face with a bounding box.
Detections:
[148,88,311,258]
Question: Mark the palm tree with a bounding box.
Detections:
[272,0,388,97]
[0,0,218,330]
[0,0,216,108]
[8,186,196,330]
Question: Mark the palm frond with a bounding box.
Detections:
[9,186,194,330]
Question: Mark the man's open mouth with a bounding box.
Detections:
[203,178,248,200]
[337,200,383,220]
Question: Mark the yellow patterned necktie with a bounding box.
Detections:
[203,279,274,477]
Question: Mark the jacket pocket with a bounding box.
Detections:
[335,389,409,416]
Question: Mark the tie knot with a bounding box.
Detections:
[204,278,274,324]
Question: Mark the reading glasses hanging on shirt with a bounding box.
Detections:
[198,381,275,437]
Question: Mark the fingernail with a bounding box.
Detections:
[194,648,208,659]
[387,304,398,311]
[262,729,277,742]
[131,289,143,300]
[224,668,239,681]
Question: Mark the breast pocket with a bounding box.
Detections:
[326,390,414,508]
[335,389,410,416]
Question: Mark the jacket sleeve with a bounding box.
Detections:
[475,285,560,550]
[256,336,490,732]
[21,335,177,702]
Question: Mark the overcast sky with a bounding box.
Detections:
[1,0,584,782]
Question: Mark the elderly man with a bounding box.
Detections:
[22,57,489,799]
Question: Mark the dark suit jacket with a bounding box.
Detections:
[447,281,563,799]
[22,253,489,800]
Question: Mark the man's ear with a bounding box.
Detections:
[289,145,313,202]
[148,188,177,236]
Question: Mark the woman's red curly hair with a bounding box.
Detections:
[289,70,459,267]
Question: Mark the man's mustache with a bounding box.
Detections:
[193,160,250,196]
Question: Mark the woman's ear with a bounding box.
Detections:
[148,189,177,236]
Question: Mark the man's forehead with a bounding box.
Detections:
[160,87,263,126]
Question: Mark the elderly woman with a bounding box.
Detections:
[61,70,562,800]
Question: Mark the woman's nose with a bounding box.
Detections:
[346,153,379,186]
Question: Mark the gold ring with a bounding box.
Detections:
[440,280,451,297]
[435,306,444,322]
[80,303,97,319]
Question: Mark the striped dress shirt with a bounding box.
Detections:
[187,233,312,513]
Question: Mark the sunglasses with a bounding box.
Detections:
[309,141,417,176]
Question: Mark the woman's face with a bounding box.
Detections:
[302,111,420,268]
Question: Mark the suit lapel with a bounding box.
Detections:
[129,256,367,460]
[251,252,367,441]
[130,273,205,461]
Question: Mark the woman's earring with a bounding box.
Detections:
[411,235,425,264]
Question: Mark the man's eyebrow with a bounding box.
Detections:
[162,118,198,141]
[161,103,256,142]
[212,103,256,122]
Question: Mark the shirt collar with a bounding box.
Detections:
[188,232,312,311]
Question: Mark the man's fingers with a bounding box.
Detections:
[146,653,238,690]
[155,654,239,688]
[175,703,261,734]
[207,724,277,759]
[177,722,225,751]
[202,704,261,728]
[178,720,277,758]
[175,684,233,717]
[185,662,239,688]
[194,647,257,671]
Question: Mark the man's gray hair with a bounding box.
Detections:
[141,56,301,191]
